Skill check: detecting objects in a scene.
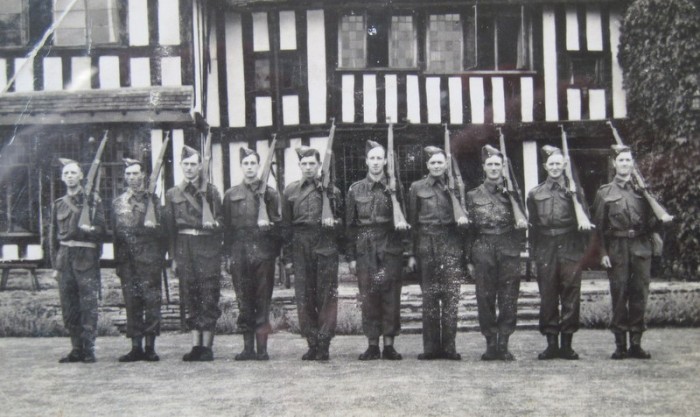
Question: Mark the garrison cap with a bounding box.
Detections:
[611,144,633,157]
[181,145,200,160]
[58,158,80,167]
[423,146,445,160]
[122,158,144,169]
[239,147,260,162]
[481,145,503,162]
[541,145,563,161]
[295,146,321,162]
[365,140,384,155]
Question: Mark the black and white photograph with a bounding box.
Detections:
[0,0,699,415]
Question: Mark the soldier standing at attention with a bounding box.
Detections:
[164,146,223,361]
[592,145,657,359]
[526,146,591,360]
[466,145,527,361]
[346,140,407,361]
[407,146,467,361]
[112,158,165,362]
[223,148,281,361]
[282,146,342,361]
[50,159,105,363]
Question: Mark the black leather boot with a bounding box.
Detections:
[628,332,651,359]
[497,334,515,361]
[559,333,579,360]
[481,336,499,361]
[256,332,269,361]
[59,336,84,363]
[358,345,381,360]
[235,333,256,361]
[302,339,318,361]
[144,335,159,362]
[538,334,559,360]
[316,340,330,361]
[611,333,627,360]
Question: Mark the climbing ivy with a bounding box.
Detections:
[619,0,700,279]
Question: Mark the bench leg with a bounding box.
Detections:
[30,269,40,291]
[0,269,9,291]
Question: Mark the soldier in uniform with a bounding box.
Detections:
[592,145,656,359]
[281,146,342,361]
[407,146,467,361]
[466,145,527,361]
[112,158,165,362]
[346,140,407,361]
[50,158,105,363]
[164,145,223,361]
[526,146,591,360]
[223,147,281,361]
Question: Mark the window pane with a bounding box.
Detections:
[569,55,605,87]
[476,15,494,69]
[427,14,462,72]
[339,14,366,68]
[255,58,271,91]
[279,55,303,90]
[366,13,388,67]
[0,0,27,47]
[496,15,520,70]
[87,0,120,44]
[389,15,416,68]
[464,12,476,69]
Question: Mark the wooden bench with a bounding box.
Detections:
[0,261,40,291]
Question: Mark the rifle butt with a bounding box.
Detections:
[321,194,334,225]
[390,194,408,228]
[643,190,673,222]
[509,194,528,226]
[202,200,216,225]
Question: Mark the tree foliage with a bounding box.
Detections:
[619,0,700,279]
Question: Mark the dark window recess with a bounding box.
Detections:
[568,54,605,88]
[278,54,303,90]
[465,6,532,71]
[366,13,389,67]
[0,0,28,47]
[338,12,416,69]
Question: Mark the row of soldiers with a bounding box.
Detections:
[50,138,662,363]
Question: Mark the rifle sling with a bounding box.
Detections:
[181,191,203,214]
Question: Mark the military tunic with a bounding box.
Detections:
[346,174,404,340]
[527,177,588,336]
[408,175,463,356]
[466,181,524,339]
[592,177,656,335]
[164,180,223,331]
[281,178,342,346]
[223,180,281,335]
[50,189,105,352]
[111,189,165,339]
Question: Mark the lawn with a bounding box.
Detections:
[1,329,699,417]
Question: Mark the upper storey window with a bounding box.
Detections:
[338,12,417,69]
[426,14,463,73]
[0,0,29,47]
[464,6,533,71]
[53,0,122,46]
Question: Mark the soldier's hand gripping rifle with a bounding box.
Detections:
[387,121,410,230]
[607,121,674,223]
[444,125,469,226]
[199,128,217,228]
[559,125,593,231]
[144,132,171,228]
[78,130,109,231]
[497,127,528,229]
[320,118,337,228]
[257,134,278,228]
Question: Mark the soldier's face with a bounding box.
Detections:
[544,154,566,180]
[181,154,202,181]
[426,153,447,177]
[613,151,634,177]
[124,164,145,190]
[366,147,387,176]
[61,163,83,188]
[299,156,319,180]
[241,154,260,180]
[483,156,504,181]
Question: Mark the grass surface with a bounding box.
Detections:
[1,329,699,417]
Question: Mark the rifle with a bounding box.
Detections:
[607,122,673,223]
[320,118,337,226]
[78,131,108,229]
[386,122,410,230]
[199,128,216,227]
[497,127,528,229]
[559,125,594,230]
[257,134,278,227]
[444,125,469,225]
[144,131,171,228]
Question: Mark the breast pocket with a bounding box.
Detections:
[170,195,191,220]
[416,190,436,214]
[228,194,248,220]
[471,198,493,222]
[604,195,627,226]
[354,196,373,219]
[533,194,552,220]
[56,209,75,235]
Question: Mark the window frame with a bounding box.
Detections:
[52,0,125,48]
[566,51,607,89]
[0,0,29,49]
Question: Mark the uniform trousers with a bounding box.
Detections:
[176,234,222,331]
[606,237,651,334]
[119,262,162,338]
